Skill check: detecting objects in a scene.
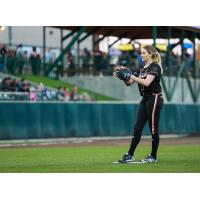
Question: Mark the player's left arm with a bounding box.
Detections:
[124,79,135,86]
[130,74,155,87]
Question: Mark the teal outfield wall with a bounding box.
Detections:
[0,102,200,140]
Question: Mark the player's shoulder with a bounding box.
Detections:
[147,62,161,76]
[148,62,161,71]
[149,62,160,68]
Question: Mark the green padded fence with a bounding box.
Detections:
[0,102,200,140]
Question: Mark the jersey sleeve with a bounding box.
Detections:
[147,63,160,77]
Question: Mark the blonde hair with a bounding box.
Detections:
[143,45,163,74]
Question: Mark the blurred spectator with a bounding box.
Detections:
[23,51,30,74]
[1,76,12,91]
[63,87,70,101]
[29,84,37,101]
[109,48,121,65]
[20,78,28,92]
[134,48,143,69]
[37,82,49,100]
[56,86,65,101]
[16,44,25,74]
[15,79,21,91]
[6,49,16,74]
[100,52,108,72]
[70,85,79,101]
[0,44,7,72]
[29,46,38,75]
[45,48,53,64]
[80,92,92,101]
[81,47,91,69]
[10,79,17,92]
[36,54,41,75]
[67,50,75,76]
[93,47,103,71]
[119,51,130,67]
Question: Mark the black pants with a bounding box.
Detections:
[128,93,164,159]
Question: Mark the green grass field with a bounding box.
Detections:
[0,144,200,172]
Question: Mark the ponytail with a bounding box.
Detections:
[154,51,163,74]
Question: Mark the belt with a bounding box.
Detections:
[143,92,162,97]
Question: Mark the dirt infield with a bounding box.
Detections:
[54,136,200,147]
[0,135,200,149]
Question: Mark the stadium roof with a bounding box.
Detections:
[53,26,200,40]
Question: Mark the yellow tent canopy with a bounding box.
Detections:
[116,44,134,51]
[117,43,167,52]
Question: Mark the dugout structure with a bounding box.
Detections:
[42,26,200,103]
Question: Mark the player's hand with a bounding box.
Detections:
[113,66,132,81]
[113,66,127,79]
[120,69,133,81]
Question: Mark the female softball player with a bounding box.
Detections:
[114,45,164,163]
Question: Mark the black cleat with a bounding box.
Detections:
[140,155,158,163]
[118,153,135,163]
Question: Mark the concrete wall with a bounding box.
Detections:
[61,76,200,103]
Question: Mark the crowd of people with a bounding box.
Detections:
[0,76,92,102]
[0,44,42,75]
[0,43,146,77]
[0,42,199,77]
[59,45,200,77]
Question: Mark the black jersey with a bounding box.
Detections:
[133,62,162,96]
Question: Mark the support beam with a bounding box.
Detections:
[60,29,64,67]
[62,27,81,41]
[94,30,114,46]
[108,37,121,48]
[161,29,186,102]
[192,33,196,78]
[180,30,185,63]
[167,27,171,68]
[161,77,170,101]
[45,27,85,77]
[43,26,46,74]
[186,74,200,102]
[78,27,99,43]
[8,26,12,47]
[152,26,157,47]
[180,30,185,102]
[108,32,129,48]
[169,61,185,100]
[192,33,197,93]
[167,27,171,94]
[170,41,181,50]
[92,34,94,66]
[77,41,80,67]
[128,34,140,43]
